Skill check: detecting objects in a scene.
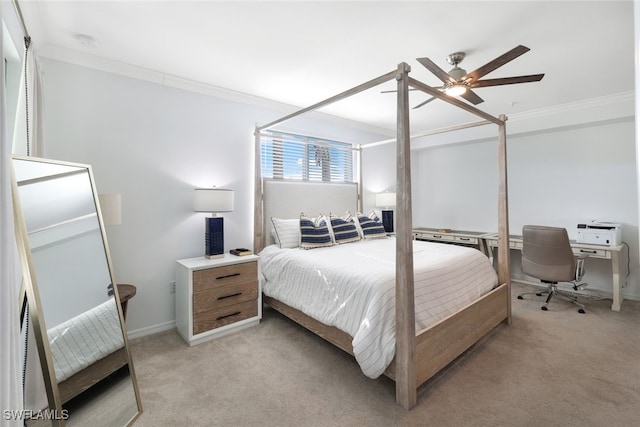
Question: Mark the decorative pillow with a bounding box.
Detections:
[351,210,365,239]
[356,211,387,240]
[271,218,300,248]
[329,213,361,244]
[300,213,333,249]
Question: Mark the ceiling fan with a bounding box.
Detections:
[385,45,545,109]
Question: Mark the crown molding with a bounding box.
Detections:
[37,44,395,139]
[409,91,634,151]
[37,43,632,145]
[507,91,634,123]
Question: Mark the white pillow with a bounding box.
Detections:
[271,218,300,248]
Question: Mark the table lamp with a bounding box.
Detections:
[375,191,396,233]
[194,188,234,259]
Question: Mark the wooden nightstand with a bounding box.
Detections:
[175,254,261,346]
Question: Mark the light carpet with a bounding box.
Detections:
[129,283,640,426]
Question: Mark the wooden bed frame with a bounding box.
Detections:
[264,283,508,383]
[253,63,512,410]
[58,348,128,404]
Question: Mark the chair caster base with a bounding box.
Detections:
[578,308,585,314]
[541,306,548,311]
[517,295,524,300]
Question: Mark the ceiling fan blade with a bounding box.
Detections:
[463,45,531,82]
[416,57,456,84]
[413,97,437,109]
[470,74,545,88]
[459,89,484,105]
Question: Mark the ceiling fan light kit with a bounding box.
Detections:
[444,83,467,96]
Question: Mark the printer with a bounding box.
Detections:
[576,220,622,246]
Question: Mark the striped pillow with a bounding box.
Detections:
[329,213,361,244]
[356,211,387,240]
[300,213,333,249]
[271,217,300,248]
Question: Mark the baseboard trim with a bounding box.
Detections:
[127,320,176,340]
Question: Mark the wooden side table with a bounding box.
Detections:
[117,284,137,320]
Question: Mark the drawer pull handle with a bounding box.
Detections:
[218,292,242,300]
[217,311,241,321]
[432,235,442,239]
[459,237,470,241]
[216,272,241,280]
[580,249,597,254]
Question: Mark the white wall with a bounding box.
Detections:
[40,59,386,336]
[361,141,397,210]
[412,117,639,300]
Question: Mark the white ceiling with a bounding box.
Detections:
[20,1,635,134]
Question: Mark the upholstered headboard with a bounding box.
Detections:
[262,179,359,246]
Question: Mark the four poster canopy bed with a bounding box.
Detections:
[252,63,512,410]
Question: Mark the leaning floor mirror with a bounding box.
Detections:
[11,156,142,426]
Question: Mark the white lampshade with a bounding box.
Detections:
[194,188,234,212]
[98,194,122,226]
[376,192,396,208]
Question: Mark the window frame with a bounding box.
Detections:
[259,131,359,183]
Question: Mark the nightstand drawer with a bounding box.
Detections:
[193,280,258,313]
[193,299,258,335]
[193,261,257,293]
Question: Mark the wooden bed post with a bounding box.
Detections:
[395,62,416,410]
[253,127,264,254]
[497,115,512,324]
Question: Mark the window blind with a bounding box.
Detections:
[260,132,356,183]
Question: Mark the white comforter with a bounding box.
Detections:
[48,299,125,382]
[259,238,498,378]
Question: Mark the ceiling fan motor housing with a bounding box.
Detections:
[446,52,467,80]
[446,52,466,67]
[448,67,467,80]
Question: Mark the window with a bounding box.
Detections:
[260,132,356,183]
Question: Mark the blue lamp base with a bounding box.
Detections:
[381,210,394,233]
[205,217,224,259]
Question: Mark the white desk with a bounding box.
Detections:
[412,227,493,256]
[484,234,627,311]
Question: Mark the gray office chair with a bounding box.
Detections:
[517,225,587,313]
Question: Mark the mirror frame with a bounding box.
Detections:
[11,155,142,426]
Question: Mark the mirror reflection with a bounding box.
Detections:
[13,157,141,426]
